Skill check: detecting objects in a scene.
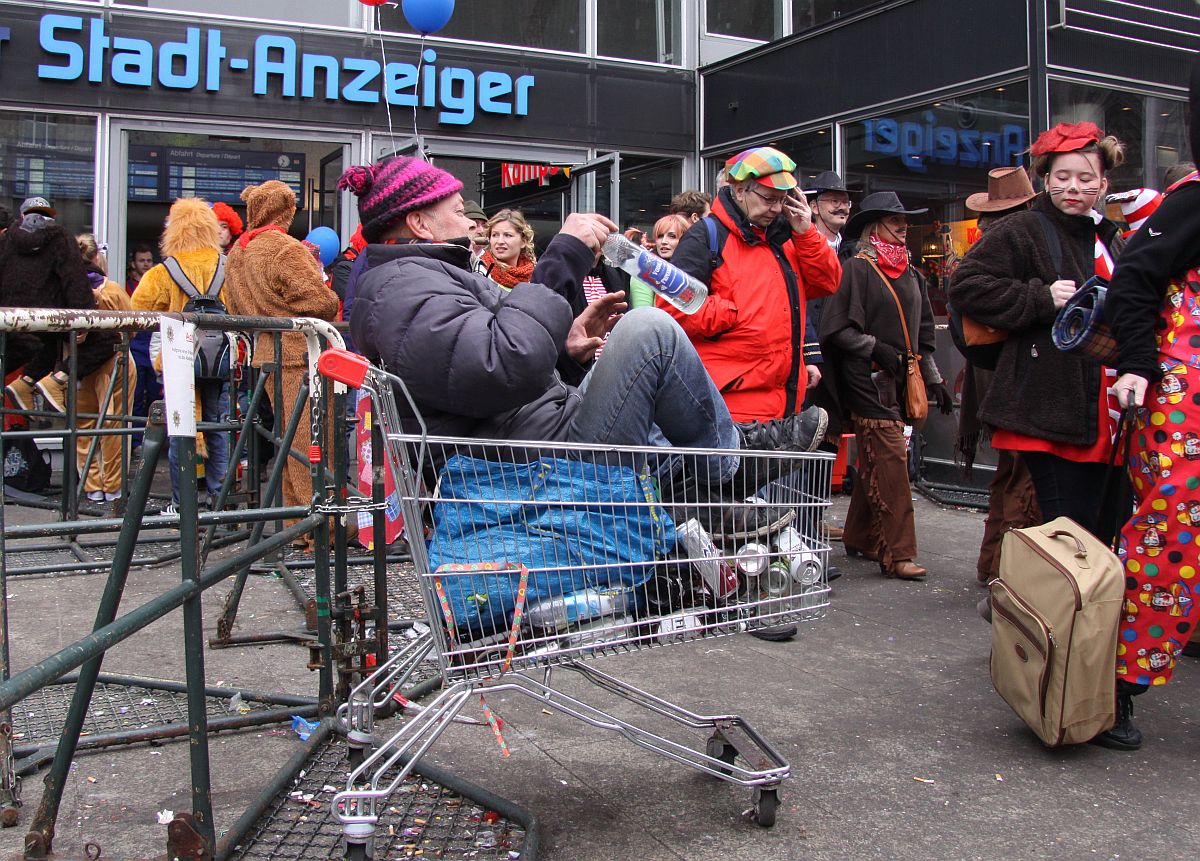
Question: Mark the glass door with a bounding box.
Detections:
[570,153,620,220]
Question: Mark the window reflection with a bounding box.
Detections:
[379,0,584,53]
[2,112,96,233]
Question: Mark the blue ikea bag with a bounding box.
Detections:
[427,455,676,638]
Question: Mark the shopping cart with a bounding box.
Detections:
[317,348,834,855]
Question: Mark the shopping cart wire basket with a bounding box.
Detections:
[317,348,834,849]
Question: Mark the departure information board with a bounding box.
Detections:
[127,145,305,205]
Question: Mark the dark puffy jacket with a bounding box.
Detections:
[349,234,595,442]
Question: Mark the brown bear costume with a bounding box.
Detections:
[224,181,338,536]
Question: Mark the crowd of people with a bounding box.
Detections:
[2,64,1199,751]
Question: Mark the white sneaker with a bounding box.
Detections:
[161,503,179,517]
[86,490,105,502]
[104,492,122,502]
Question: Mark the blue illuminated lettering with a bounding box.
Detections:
[439,67,475,125]
[158,27,200,89]
[254,34,296,97]
[301,53,339,100]
[341,58,380,104]
[39,14,84,80]
[864,115,1027,173]
[385,62,418,107]
[112,36,153,87]
[33,13,536,127]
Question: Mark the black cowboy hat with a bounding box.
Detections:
[844,191,928,239]
[802,170,848,197]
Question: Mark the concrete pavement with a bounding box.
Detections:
[0,492,1196,860]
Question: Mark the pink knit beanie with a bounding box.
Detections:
[338,157,464,243]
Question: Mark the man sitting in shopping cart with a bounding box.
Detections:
[337,155,829,537]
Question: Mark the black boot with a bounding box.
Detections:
[1090,682,1146,751]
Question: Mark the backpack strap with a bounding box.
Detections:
[702,215,726,271]
[162,256,202,301]
[207,254,226,298]
[1033,210,1063,280]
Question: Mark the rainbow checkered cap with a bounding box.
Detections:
[725,146,798,190]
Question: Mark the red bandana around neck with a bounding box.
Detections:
[869,234,908,279]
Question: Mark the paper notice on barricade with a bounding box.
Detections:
[160,316,197,438]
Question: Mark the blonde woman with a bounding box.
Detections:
[479,209,536,289]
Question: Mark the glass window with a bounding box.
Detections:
[598,0,683,64]
[708,127,833,191]
[115,0,357,27]
[379,1,584,53]
[1049,79,1191,191]
[842,83,1031,308]
[706,0,777,40]
[616,155,683,235]
[1,111,96,234]
[792,0,884,33]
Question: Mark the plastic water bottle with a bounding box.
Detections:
[524,587,633,632]
[602,233,708,314]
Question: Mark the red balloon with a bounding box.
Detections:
[359,0,389,6]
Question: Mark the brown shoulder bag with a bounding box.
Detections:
[859,254,928,427]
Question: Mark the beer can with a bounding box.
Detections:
[734,542,770,578]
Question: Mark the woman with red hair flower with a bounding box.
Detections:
[949,123,1128,543]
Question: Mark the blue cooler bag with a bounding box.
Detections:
[427,455,676,638]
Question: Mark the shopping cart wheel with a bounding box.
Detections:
[705,734,736,777]
[752,786,779,827]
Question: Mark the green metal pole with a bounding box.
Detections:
[23,403,167,855]
[0,332,20,828]
[212,377,310,642]
[177,428,215,852]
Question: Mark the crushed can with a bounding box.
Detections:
[677,518,739,599]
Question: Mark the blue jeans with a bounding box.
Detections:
[167,380,230,503]
[130,358,162,448]
[568,308,739,484]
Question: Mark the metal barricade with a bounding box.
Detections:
[317,349,834,855]
[0,309,356,858]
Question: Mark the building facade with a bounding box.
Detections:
[0,0,703,272]
[698,0,1197,472]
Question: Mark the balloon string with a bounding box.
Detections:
[375,6,398,155]
[413,34,428,160]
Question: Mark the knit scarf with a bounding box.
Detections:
[480,251,535,289]
[869,234,909,279]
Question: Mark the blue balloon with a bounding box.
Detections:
[402,0,455,35]
[305,226,341,268]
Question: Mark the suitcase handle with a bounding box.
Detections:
[1046,529,1090,566]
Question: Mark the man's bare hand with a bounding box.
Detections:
[566,291,627,363]
[783,189,813,235]
[805,363,822,389]
[559,213,620,261]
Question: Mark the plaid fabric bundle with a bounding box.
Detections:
[1053,276,1119,365]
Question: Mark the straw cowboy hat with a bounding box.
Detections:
[965,167,1038,213]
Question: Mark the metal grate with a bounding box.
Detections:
[916,481,989,511]
[13,681,288,750]
[290,560,428,623]
[228,732,527,861]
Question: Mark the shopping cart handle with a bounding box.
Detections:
[318,348,370,388]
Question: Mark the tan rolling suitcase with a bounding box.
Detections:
[990,516,1124,746]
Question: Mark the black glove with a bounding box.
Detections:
[870,340,904,377]
[929,381,955,414]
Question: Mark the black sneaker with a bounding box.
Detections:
[750,624,798,642]
[1090,692,1142,751]
[737,406,829,454]
[707,496,795,542]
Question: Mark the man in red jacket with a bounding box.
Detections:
[670,147,842,640]
[669,147,841,427]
